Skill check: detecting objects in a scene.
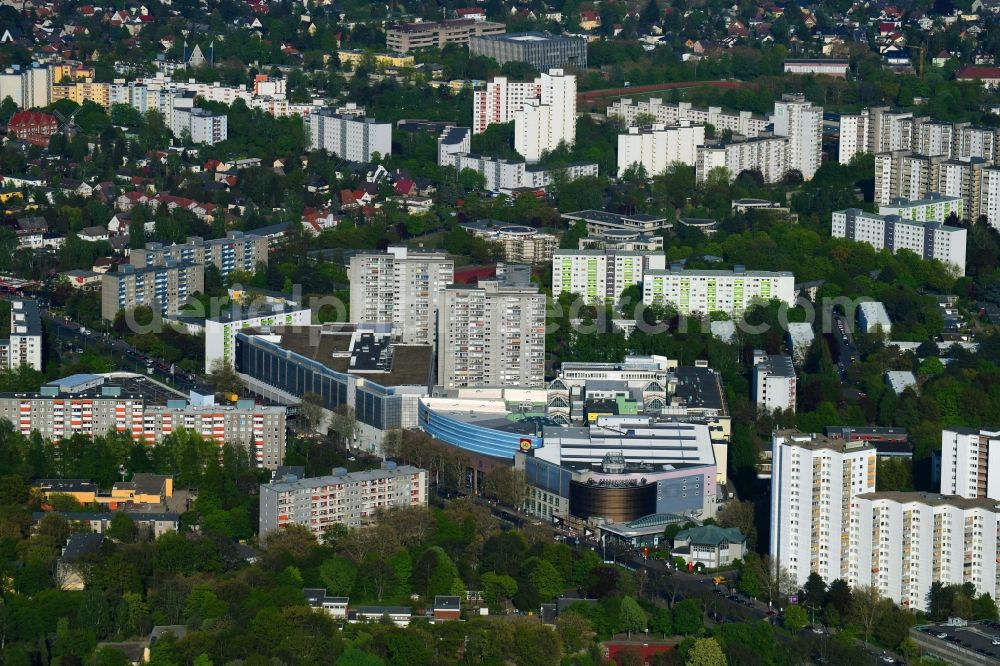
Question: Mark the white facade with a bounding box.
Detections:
[171,107,228,145]
[473,76,540,133]
[552,249,666,305]
[348,247,454,346]
[642,268,796,316]
[831,208,967,275]
[785,322,815,365]
[839,106,999,165]
[617,122,705,176]
[607,98,769,137]
[848,493,1000,612]
[858,301,892,334]
[306,110,392,162]
[259,465,428,537]
[201,306,311,372]
[513,69,576,162]
[879,194,964,222]
[438,278,546,389]
[696,137,789,183]
[4,300,42,371]
[770,96,823,180]
[769,431,877,587]
[437,126,471,167]
[940,428,1000,501]
[0,65,51,108]
[753,353,797,413]
[451,153,597,192]
[982,167,1000,229]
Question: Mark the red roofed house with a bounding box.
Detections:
[7,111,59,143]
[394,179,416,196]
[956,66,1000,89]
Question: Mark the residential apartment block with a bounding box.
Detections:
[607,98,769,137]
[770,95,824,180]
[858,301,892,334]
[552,249,666,305]
[562,210,672,236]
[0,300,42,371]
[696,136,790,183]
[387,19,505,52]
[468,32,586,71]
[168,302,312,372]
[513,69,576,162]
[171,107,227,145]
[839,107,1000,165]
[459,220,558,264]
[131,231,269,278]
[879,193,964,221]
[0,374,286,468]
[259,463,428,537]
[473,76,542,134]
[642,266,796,316]
[348,247,454,346]
[769,430,877,587]
[752,352,797,413]
[449,152,598,192]
[305,110,392,162]
[848,492,1000,612]
[940,428,1000,500]
[436,126,471,166]
[438,270,546,389]
[831,208,967,274]
[617,121,705,177]
[101,261,204,320]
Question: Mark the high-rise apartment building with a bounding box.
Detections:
[101,261,204,320]
[259,464,428,537]
[438,270,545,388]
[552,249,666,305]
[473,76,542,134]
[839,107,999,164]
[305,109,392,162]
[437,126,471,166]
[769,430,877,586]
[752,352,797,413]
[348,247,454,345]
[0,300,42,372]
[770,95,823,180]
[513,69,576,162]
[848,492,1000,612]
[874,151,947,207]
[131,232,269,278]
[617,122,705,176]
[940,428,1000,500]
[171,107,228,145]
[642,267,795,316]
[831,208,967,274]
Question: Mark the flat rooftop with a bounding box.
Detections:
[241,325,432,387]
[673,366,726,412]
[265,465,425,493]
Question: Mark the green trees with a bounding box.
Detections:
[672,598,703,636]
[619,597,647,637]
[783,604,809,632]
[320,557,358,596]
[686,637,726,666]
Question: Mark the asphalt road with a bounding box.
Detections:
[832,312,860,381]
[43,311,211,394]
